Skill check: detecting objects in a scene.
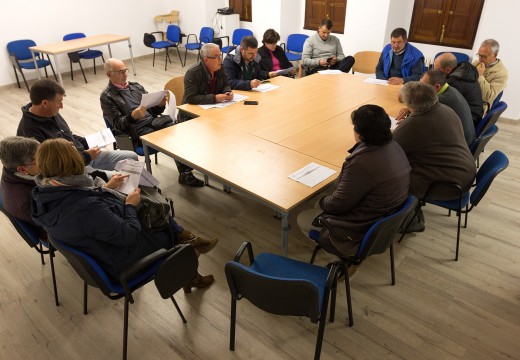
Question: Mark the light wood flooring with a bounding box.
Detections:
[0,54,519,359]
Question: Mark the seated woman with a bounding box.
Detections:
[31,138,214,292]
[297,105,411,267]
[258,29,296,78]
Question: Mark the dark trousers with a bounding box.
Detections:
[308,55,356,75]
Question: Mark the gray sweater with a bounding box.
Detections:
[302,32,345,70]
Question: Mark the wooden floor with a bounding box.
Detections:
[1,54,519,360]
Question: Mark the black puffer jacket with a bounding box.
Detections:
[446,62,483,125]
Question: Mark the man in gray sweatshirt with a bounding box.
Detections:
[302,18,355,75]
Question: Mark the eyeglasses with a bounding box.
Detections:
[110,69,129,75]
[206,54,223,60]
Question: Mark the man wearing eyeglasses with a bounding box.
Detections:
[222,36,269,90]
[472,39,508,114]
[376,27,425,85]
[100,58,204,187]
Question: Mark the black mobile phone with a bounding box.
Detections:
[326,56,333,64]
[244,100,258,105]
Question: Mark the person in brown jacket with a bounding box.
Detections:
[393,81,476,232]
[297,105,411,261]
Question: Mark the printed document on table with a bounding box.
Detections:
[115,159,144,194]
[85,128,116,148]
[288,162,337,187]
[198,93,249,109]
[364,78,389,86]
[252,83,280,93]
[318,69,343,75]
[115,159,159,188]
[141,91,167,108]
[275,67,295,76]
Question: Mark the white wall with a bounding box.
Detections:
[1,0,517,119]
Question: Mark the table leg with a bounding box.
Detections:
[143,144,152,174]
[108,44,113,58]
[204,174,209,186]
[281,213,290,256]
[53,54,63,86]
[30,50,41,79]
[127,39,136,76]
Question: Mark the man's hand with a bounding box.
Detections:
[477,63,486,77]
[215,92,234,103]
[250,79,261,88]
[329,55,337,65]
[86,146,101,160]
[269,71,279,78]
[131,105,147,120]
[159,95,168,106]
[319,58,329,67]
[388,77,405,85]
[395,108,411,124]
[125,188,141,207]
[104,173,129,190]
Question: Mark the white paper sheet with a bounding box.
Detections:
[198,93,249,109]
[275,67,295,76]
[288,162,337,187]
[318,69,343,75]
[141,91,167,108]
[390,116,398,130]
[114,159,144,194]
[252,83,280,93]
[363,78,389,86]
[114,159,159,188]
[85,128,116,148]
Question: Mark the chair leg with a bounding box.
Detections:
[152,49,156,67]
[83,281,88,315]
[344,267,353,327]
[176,47,185,67]
[19,69,30,92]
[184,48,188,66]
[310,245,321,264]
[12,65,22,89]
[69,60,74,80]
[39,242,45,265]
[455,210,462,261]
[154,153,158,164]
[93,58,96,75]
[464,205,469,228]
[164,48,169,71]
[49,248,60,306]
[230,298,237,351]
[123,297,130,360]
[78,61,88,83]
[314,316,327,360]
[46,55,58,81]
[328,271,338,323]
[170,296,187,323]
[390,243,396,286]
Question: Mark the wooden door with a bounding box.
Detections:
[305,0,347,34]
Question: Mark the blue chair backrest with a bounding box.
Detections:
[166,25,182,43]
[470,150,509,207]
[7,39,38,60]
[434,51,470,63]
[199,27,214,43]
[491,90,503,110]
[63,33,86,41]
[475,101,507,137]
[356,196,417,260]
[232,28,253,46]
[287,34,309,53]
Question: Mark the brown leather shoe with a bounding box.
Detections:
[183,273,214,293]
[178,230,219,254]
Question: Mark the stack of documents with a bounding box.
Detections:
[198,93,249,109]
[114,159,160,194]
[288,162,337,187]
[85,128,116,148]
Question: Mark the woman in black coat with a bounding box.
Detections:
[258,29,296,78]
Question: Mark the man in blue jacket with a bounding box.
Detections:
[376,28,425,85]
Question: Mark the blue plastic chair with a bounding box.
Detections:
[184,26,214,64]
[49,236,196,360]
[469,124,498,167]
[6,39,57,92]
[310,196,418,326]
[490,90,503,111]
[434,51,470,64]
[63,33,104,79]
[225,241,339,360]
[475,101,507,138]
[0,192,59,306]
[221,28,253,56]
[283,34,309,62]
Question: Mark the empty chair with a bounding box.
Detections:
[352,51,381,74]
[184,26,214,64]
[434,51,470,64]
[283,33,309,62]
[225,241,339,360]
[49,237,197,360]
[221,28,253,56]
[63,33,105,80]
[475,101,507,138]
[7,39,57,92]
[309,196,417,326]
[164,76,185,107]
[144,25,184,71]
[469,124,498,166]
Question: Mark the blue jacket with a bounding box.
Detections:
[379,43,424,80]
[31,185,172,281]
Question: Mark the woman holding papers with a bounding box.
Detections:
[31,138,216,291]
[258,29,296,78]
[297,105,410,271]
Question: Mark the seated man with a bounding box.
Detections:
[420,69,475,146]
[17,79,137,178]
[434,52,483,126]
[301,18,355,75]
[472,39,508,114]
[100,58,204,187]
[0,136,47,240]
[222,36,268,90]
[393,82,476,232]
[376,28,425,85]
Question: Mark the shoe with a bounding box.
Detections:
[178,230,219,254]
[178,171,205,187]
[183,273,214,293]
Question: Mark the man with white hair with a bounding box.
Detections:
[472,39,508,113]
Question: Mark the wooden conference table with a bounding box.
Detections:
[29,34,136,87]
[141,74,402,254]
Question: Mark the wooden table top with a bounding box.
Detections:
[29,34,130,55]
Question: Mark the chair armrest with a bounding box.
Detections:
[119,248,170,284]
[151,31,164,41]
[215,35,230,47]
[233,241,255,264]
[186,33,198,44]
[280,42,286,52]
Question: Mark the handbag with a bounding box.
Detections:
[151,115,174,130]
[136,186,173,232]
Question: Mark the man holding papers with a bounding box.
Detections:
[101,58,204,187]
[17,79,137,178]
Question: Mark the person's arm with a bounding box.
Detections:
[100,89,135,136]
[223,56,252,90]
[183,69,218,104]
[375,52,387,79]
[302,39,320,68]
[478,64,508,107]
[403,58,425,83]
[334,38,345,61]
[319,158,372,215]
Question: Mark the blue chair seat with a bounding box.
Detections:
[286,53,302,62]
[79,49,104,59]
[18,59,52,70]
[185,43,202,50]
[135,146,159,157]
[151,40,175,50]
